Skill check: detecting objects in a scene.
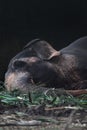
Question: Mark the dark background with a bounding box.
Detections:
[0,0,87,81]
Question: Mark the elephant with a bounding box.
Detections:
[4,37,87,93]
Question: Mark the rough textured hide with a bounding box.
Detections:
[5,37,87,92]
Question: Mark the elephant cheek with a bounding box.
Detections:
[4,72,35,92]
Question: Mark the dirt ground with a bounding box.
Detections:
[0,104,87,130]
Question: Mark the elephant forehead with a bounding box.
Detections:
[15,57,41,63]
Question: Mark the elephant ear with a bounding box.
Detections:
[24,39,60,60]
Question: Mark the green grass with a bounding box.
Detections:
[0,84,87,108]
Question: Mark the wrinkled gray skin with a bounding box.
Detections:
[5,37,87,93]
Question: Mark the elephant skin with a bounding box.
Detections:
[5,37,87,93]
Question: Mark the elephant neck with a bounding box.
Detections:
[54,54,81,89]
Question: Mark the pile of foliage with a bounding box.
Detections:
[0,82,87,109]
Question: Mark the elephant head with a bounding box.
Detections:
[5,39,61,93]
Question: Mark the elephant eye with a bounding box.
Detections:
[13,60,27,69]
